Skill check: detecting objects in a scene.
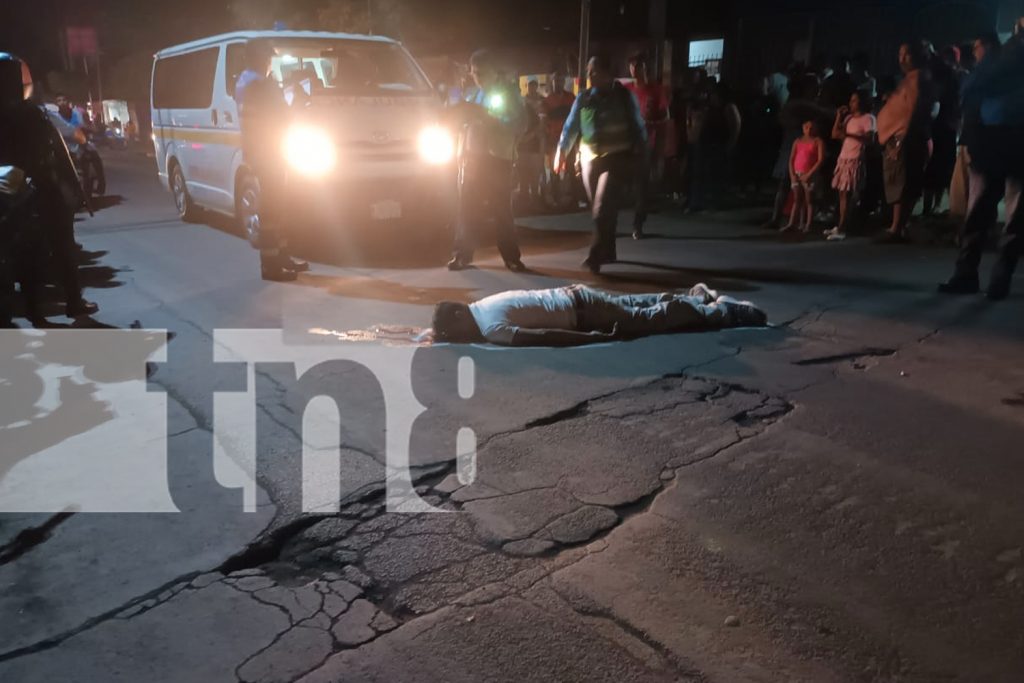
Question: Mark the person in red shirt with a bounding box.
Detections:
[625,54,670,238]
[541,71,577,207]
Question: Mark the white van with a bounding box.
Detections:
[151,30,455,240]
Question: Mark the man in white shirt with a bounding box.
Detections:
[431,284,767,346]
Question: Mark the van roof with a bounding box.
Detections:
[156,30,398,58]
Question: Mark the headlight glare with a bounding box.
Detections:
[283,125,337,178]
[418,126,455,165]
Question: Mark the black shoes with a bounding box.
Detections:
[447,257,526,273]
[261,254,299,282]
[504,259,527,273]
[261,266,298,282]
[447,257,469,271]
[937,277,980,295]
[286,258,310,273]
[261,252,308,282]
[938,272,1014,300]
[66,299,99,318]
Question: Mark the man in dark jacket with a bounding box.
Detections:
[0,53,96,323]
[235,41,309,282]
[447,49,528,273]
[939,34,1024,300]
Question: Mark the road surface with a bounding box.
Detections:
[1,150,1023,682]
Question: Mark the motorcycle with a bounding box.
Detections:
[73,140,106,200]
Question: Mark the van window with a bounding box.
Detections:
[268,40,430,95]
[225,44,246,97]
[153,48,219,109]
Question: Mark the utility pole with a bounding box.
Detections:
[648,0,666,83]
[577,0,592,92]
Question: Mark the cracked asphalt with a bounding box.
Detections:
[2,151,1024,682]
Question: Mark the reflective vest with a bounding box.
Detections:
[579,83,636,158]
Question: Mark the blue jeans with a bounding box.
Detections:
[570,285,732,336]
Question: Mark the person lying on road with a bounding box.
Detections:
[431,284,767,347]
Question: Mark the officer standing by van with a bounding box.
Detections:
[447,50,528,273]
[556,55,647,275]
[235,41,309,282]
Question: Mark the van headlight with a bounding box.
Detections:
[283,125,337,178]
[418,126,455,165]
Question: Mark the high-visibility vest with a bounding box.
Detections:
[579,83,636,158]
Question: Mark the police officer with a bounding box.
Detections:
[447,50,528,272]
[939,32,1024,300]
[556,55,647,275]
[235,41,309,282]
[0,53,97,322]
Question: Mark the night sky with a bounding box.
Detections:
[0,0,672,71]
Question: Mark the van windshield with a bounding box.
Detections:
[267,39,430,96]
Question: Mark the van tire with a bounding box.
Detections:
[235,173,263,249]
[170,162,201,223]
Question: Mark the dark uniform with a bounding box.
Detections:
[235,62,302,280]
[941,42,1024,299]
[0,53,93,322]
[449,82,527,271]
[557,81,647,272]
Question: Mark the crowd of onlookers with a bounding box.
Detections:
[506,17,1022,298]
[514,19,1022,240]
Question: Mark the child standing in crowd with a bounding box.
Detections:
[827,90,876,240]
[783,120,825,232]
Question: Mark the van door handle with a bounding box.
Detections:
[212,110,219,126]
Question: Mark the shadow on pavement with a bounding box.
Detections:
[89,195,125,212]
[612,261,925,292]
[292,272,477,305]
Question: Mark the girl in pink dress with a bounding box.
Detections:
[783,120,825,233]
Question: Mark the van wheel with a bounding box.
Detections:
[236,174,263,248]
[170,163,200,223]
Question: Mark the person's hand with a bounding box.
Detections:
[837,105,849,118]
[553,151,566,175]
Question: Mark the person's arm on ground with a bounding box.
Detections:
[554,93,583,174]
[508,327,618,347]
[481,323,618,347]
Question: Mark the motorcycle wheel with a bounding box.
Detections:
[88,157,106,197]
